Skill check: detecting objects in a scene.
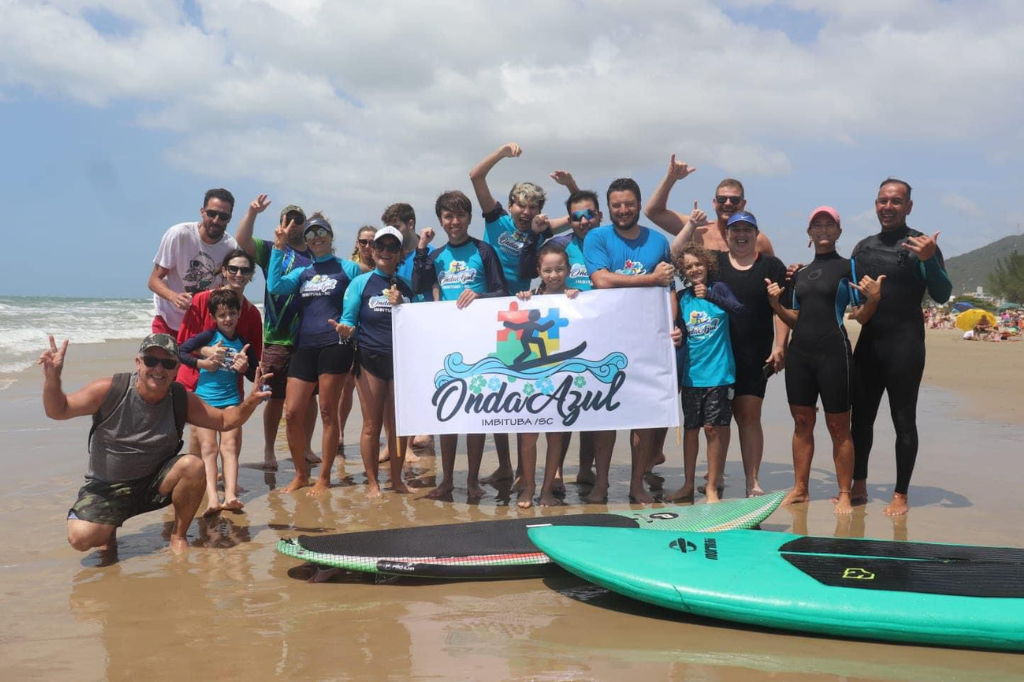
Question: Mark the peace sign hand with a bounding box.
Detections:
[39,335,69,379]
[250,194,271,214]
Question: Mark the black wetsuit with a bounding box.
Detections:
[850,226,952,495]
[785,251,858,413]
[715,251,788,398]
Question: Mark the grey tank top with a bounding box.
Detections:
[87,373,180,483]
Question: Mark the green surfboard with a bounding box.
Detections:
[527,527,1024,651]
[276,491,783,580]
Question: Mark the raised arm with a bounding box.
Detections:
[469,142,521,215]
[411,228,439,296]
[40,337,110,420]
[234,194,271,256]
[645,155,702,237]
[266,222,304,295]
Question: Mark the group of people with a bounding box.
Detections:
[43,142,952,553]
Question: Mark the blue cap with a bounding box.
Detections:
[302,216,333,237]
[726,211,758,230]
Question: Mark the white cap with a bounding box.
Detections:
[374,226,404,243]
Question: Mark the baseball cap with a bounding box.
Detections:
[808,205,841,227]
[726,211,759,230]
[374,226,404,243]
[281,204,306,222]
[302,216,333,237]
[139,333,179,356]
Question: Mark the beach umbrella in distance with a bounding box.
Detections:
[952,301,974,313]
[997,303,1021,311]
[955,309,998,332]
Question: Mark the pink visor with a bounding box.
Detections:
[808,205,840,227]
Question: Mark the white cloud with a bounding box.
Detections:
[941,192,984,219]
[3,0,1024,228]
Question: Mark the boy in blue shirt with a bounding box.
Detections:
[412,190,509,501]
[178,289,257,515]
[583,178,675,504]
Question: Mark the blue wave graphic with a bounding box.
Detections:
[434,352,627,388]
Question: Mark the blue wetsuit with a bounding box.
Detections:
[411,236,508,301]
[178,329,257,407]
[483,205,539,294]
[519,232,593,291]
[785,251,859,413]
[266,250,362,349]
[849,225,951,495]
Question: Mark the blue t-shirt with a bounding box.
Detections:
[267,250,362,349]
[483,205,536,294]
[583,225,671,281]
[341,268,414,354]
[677,282,743,388]
[179,329,250,407]
[519,232,593,291]
[412,236,508,301]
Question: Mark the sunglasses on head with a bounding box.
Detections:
[140,356,179,370]
[374,241,402,253]
[304,227,331,241]
[225,265,254,275]
[715,195,743,206]
[571,209,598,222]
[205,209,232,222]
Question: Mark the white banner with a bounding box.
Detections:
[393,287,680,435]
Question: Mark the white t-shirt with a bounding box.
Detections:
[152,222,238,330]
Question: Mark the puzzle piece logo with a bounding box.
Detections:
[615,259,646,276]
[492,301,571,366]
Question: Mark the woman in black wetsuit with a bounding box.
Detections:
[767,206,884,515]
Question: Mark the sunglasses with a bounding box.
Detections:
[205,209,232,222]
[304,227,331,241]
[715,195,743,206]
[140,356,179,370]
[358,239,373,246]
[225,265,254,275]
[374,241,402,253]
[571,209,598,222]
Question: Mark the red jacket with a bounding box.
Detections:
[175,289,263,392]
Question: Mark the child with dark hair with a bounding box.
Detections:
[179,288,259,515]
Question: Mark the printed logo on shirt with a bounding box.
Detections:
[369,289,410,313]
[686,310,721,339]
[569,262,590,280]
[615,260,647,276]
[184,252,218,293]
[300,274,338,297]
[497,230,528,255]
[440,260,479,287]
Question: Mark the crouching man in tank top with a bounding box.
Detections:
[40,333,271,554]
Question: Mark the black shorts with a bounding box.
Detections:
[68,454,194,527]
[681,385,734,429]
[289,342,354,382]
[355,348,394,381]
[785,335,853,413]
[733,361,769,399]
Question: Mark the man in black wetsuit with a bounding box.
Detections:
[850,179,952,516]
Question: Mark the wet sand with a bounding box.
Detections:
[1,335,1022,681]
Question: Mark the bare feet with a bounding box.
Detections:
[202,503,222,518]
[481,466,514,485]
[697,484,724,497]
[405,451,421,464]
[583,484,608,503]
[883,493,909,516]
[223,498,244,512]
[365,486,383,500]
[467,482,486,500]
[539,492,564,507]
[629,487,655,504]
[746,481,765,498]
[781,487,810,506]
[552,475,566,496]
[705,487,722,503]
[168,534,190,554]
[850,479,869,506]
[305,451,322,465]
[306,479,331,497]
[575,468,596,486]
[281,475,310,493]
[390,480,411,494]
[643,451,666,474]
[517,486,535,509]
[336,442,346,458]
[411,435,435,452]
[261,457,279,471]
[666,485,694,503]
[378,447,390,463]
[833,491,853,515]
[425,481,454,500]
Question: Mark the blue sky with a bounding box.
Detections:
[2,0,1023,299]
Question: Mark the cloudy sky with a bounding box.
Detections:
[2,0,1022,298]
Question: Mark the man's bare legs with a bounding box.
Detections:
[733,395,765,496]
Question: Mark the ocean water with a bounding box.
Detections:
[0,296,155,388]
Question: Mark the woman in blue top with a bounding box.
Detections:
[266,213,362,496]
[333,227,414,499]
[767,206,884,515]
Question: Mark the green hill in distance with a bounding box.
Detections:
[944,234,1024,295]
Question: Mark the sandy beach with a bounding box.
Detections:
[1,331,1021,681]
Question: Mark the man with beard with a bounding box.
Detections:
[148,189,239,336]
[583,178,675,504]
[850,178,951,516]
